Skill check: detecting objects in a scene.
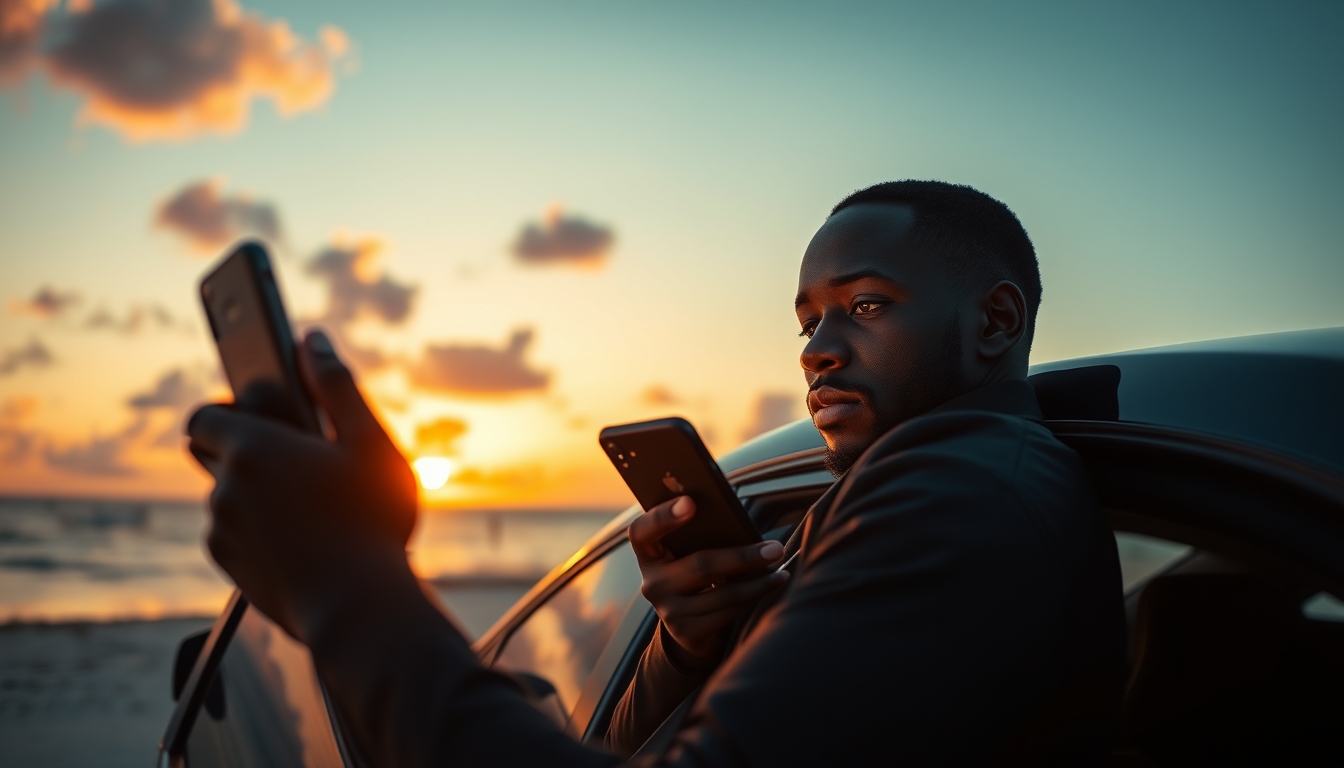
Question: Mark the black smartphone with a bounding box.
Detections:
[199,241,320,434]
[599,417,760,558]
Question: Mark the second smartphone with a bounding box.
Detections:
[599,417,760,558]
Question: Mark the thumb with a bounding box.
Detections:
[298,330,382,445]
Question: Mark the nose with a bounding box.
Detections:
[800,314,850,375]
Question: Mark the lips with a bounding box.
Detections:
[809,385,865,431]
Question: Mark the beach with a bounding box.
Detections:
[0,497,619,767]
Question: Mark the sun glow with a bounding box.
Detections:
[412,456,457,490]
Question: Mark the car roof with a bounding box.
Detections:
[718,327,1344,477]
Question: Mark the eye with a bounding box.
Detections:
[851,300,885,315]
[798,321,817,339]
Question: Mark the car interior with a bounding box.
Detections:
[1114,542,1344,766]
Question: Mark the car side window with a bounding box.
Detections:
[1114,531,1191,594]
[493,542,642,719]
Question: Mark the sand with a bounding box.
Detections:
[0,582,530,767]
[0,617,213,768]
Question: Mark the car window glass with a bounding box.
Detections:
[1301,592,1344,623]
[184,606,345,767]
[1114,531,1191,593]
[493,542,641,718]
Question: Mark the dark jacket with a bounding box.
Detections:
[310,378,1126,767]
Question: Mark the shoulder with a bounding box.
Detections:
[845,407,1061,499]
[809,408,1093,565]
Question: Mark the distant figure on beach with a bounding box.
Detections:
[187,180,1126,765]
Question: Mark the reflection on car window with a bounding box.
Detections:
[1114,532,1191,593]
[1302,592,1344,623]
[184,606,344,767]
[493,542,641,717]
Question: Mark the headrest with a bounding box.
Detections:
[1028,364,1121,421]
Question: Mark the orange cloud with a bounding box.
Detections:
[415,417,468,455]
[13,0,351,141]
[156,179,281,251]
[43,416,146,476]
[0,394,38,464]
[0,0,53,84]
[7,285,80,318]
[640,383,680,406]
[409,329,550,397]
[513,204,614,267]
[0,337,53,377]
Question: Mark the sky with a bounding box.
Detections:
[1,0,1341,508]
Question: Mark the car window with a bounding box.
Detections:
[493,542,642,718]
[1114,531,1191,594]
[183,606,345,767]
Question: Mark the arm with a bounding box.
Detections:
[188,332,619,768]
[606,497,787,756]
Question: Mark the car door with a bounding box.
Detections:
[159,594,357,768]
[1049,419,1344,765]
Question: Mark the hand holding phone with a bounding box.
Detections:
[600,417,786,663]
[599,417,760,558]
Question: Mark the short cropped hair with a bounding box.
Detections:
[831,180,1042,342]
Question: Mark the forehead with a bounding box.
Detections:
[798,202,930,289]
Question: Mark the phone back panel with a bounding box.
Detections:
[599,417,759,558]
[200,243,319,434]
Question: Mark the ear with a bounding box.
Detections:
[975,281,1027,362]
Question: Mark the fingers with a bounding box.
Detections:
[186,403,306,475]
[628,496,695,563]
[669,570,790,617]
[297,330,384,445]
[645,540,785,597]
[185,404,244,461]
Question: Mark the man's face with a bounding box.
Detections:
[795,202,970,475]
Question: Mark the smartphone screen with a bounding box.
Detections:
[199,242,320,434]
[600,417,760,558]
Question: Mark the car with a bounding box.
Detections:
[158,327,1344,767]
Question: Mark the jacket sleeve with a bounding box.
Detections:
[606,622,717,757]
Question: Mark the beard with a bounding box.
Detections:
[819,317,964,478]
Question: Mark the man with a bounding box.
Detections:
[188,180,1126,766]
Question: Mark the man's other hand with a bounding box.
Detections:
[628,497,789,665]
[186,331,419,643]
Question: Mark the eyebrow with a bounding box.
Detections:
[795,268,904,308]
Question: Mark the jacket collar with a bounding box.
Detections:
[925,377,1043,422]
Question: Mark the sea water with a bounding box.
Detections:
[0,496,621,625]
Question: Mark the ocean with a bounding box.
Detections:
[0,496,623,631]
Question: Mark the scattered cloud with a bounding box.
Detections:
[513,204,614,267]
[127,367,205,410]
[0,337,53,376]
[414,416,468,455]
[156,178,281,251]
[740,392,800,442]
[7,285,81,318]
[0,394,38,464]
[1,0,351,141]
[307,235,416,327]
[409,329,549,396]
[84,302,187,334]
[0,0,53,85]
[44,415,146,476]
[7,286,188,334]
[304,233,417,370]
[640,384,680,407]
